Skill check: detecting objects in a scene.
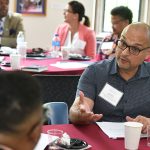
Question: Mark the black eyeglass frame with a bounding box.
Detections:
[116,39,150,55]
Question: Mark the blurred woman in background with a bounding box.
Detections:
[55,0,96,58]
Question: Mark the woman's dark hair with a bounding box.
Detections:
[68,1,90,27]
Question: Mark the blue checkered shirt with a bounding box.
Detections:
[77,58,150,122]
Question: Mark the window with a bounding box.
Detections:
[103,0,140,32]
[95,0,141,34]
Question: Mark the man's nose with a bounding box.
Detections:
[121,47,130,55]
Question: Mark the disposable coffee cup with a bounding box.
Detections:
[10,53,21,70]
[61,46,70,60]
[124,122,143,150]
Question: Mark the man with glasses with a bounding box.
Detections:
[70,22,150,134]
[0,71,43,150]
[101,6,133,59]
[116,40,150,56]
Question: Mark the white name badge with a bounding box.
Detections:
[99,83,123,106]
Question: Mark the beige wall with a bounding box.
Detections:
[9,0,96,49]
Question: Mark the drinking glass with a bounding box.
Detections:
[147,125,150,147]
[47,129,63,150]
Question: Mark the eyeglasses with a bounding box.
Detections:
[112,19,125,25]
[116,40,150,55]
[63,9,73,13]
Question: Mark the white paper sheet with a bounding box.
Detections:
[34,133,49,150]
[0,56,4,62]
[96,122,147,139]
[101,42,114,49]
[50,61,92,69]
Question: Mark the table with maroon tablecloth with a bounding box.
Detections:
[2,54,150,75]
[1,56,96,75]
[42,124,149,150]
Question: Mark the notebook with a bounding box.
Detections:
[21,65,48,72]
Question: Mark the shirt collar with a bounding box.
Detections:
[109,58,150,78]
[137,62,150,78]
[0,17,5,22]
[109,58,118,75]
[8,11,13,18]
[1,12,12,21]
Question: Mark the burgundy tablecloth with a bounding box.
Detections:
[1,57,96,75]
[42,124,149,150]
[2,54,150,75]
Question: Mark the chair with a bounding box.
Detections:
[33,74,80,110]
[43,102,69,124]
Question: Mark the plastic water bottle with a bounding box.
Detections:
[16,31,27,59]
[17,31,25,44]
[51,34,60,58]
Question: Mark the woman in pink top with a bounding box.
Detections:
[55,1,96,58]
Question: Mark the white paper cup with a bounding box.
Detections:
[61,46,70,60]
[10,53,21,70]
[124,122,143,150]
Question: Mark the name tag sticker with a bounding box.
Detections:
[99,83,123,106]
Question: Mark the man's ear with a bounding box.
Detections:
[29,124,42,146]
[145,49,150,59]
[124,20,129,26]
[147,48,150,55]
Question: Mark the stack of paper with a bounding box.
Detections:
[22,65,48,72]
[0,56,4,63]
[50,61,92,69]
[96,122,147,139]
[34,133,49,150]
